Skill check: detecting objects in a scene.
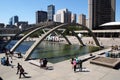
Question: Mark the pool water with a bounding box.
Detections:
[7,41,100,63]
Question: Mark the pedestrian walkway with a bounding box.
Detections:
[0,48,120,80]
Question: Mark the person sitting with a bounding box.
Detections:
[43,58,48,68]
[5,56,9,66]
[1,57,6,65]
[18,52,22,58]
[39,58,43,67]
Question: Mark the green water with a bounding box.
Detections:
[30,41,100,63]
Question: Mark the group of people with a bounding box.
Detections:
[71,57,83,72]
[2,47,14,60]
[1,56,10,66]
[111,45,119,50]
[1,57,26,79]
[1,47,14,67]
[1,47,27,79]
[39,58,48,69]
[1,54,14,68]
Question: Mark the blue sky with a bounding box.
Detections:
[0,0,120,24]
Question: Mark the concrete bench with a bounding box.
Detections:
[90,57,120,69]
[28,60,40,67]
[28,60,54,70]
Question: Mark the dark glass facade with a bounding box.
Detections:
[9,15,19,25]
[89,0,116,30]
[36,11,47,24]
[9,17,13,25]
[13,16,19,24]
[47,5,55,21]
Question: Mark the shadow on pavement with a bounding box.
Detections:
[0,77,3,80]
[75,67,90,73]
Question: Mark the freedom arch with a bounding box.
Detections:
[8,22,101,60]
[10,22,75,52]
[3,22,57,48]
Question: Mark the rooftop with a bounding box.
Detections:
[100,22,120,27]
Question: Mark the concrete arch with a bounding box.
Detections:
[55,30,72,45]
[10,25,53,52]
[10,24,73,52]
[24,23,100,60]
[3,26,40,48]
[55,29,84,46]
[24,23,68,60]
[4,21,56,48]
[69,28,85,46]
[75,23,101,47]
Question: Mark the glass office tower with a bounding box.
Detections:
[47,5,55,21]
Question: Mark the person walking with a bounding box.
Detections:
[19,65,26,78]
[70,58,74,69]
[79,60,83,71]
[73,59,77,72]
[16,63,21,74]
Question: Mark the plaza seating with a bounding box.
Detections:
[28,60,54,70]
[90,57,120,69]
[28,60,40,67]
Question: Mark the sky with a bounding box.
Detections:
[0,0,120,24]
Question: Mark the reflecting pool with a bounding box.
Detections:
[8,41,100,63]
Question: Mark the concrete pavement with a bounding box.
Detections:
[0,47,120,80]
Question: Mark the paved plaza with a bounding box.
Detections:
[0,37,120,80]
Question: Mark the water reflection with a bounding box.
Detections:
[7,41,100,63]
[30,42,100,63]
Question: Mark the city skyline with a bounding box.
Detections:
[0,0,120,24]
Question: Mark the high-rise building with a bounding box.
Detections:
[36,11,47,24]
[88,0,116,30]
[54,8,71,23]
[13,15,19,24]
[9,17,13,25]
[86,19,89,27]
[67,11,72,23]
[78,14,86,26]
[47,5,55,21]
[9,15,19,25]
[71,14,76,23]
[0,23,5,28]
